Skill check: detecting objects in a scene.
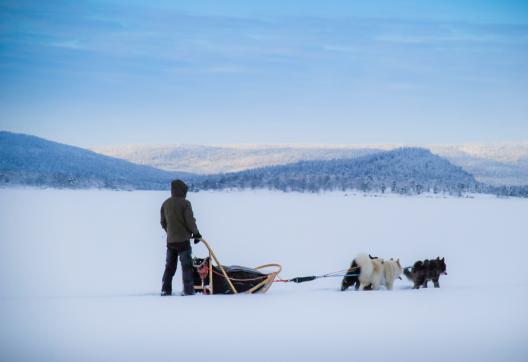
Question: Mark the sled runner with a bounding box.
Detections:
[192,239,282,294]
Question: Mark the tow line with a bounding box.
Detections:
[274,268,360,284]
[274,265,413,284]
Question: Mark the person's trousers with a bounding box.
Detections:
[161,244,193,295]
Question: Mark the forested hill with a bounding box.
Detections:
[0,131,193,189]
[2,132,527,197]
[194,148,482,195]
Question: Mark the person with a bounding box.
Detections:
[160,179,202,296]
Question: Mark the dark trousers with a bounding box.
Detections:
[161,243,193,295]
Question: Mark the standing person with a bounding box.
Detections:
[160,179,202,296]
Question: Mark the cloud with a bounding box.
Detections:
[50,39,83,49]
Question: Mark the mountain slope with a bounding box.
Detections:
[92,143,528,185]
[0,131,193,189]
[3,132,526,196]
[194,148,481,194]
[91,144,385,174]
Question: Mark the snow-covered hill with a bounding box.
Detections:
[2,132,526,195]
[91,144,387,174]
[196,148,481,195]
[427,144,528,186]
[1,189,527,362]
[0,131,194,189]
[92,143,528,186]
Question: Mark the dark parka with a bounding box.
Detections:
[160,180,200,244]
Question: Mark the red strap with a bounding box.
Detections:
[198,264,209,280]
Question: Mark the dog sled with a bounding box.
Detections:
[192,239,282,294]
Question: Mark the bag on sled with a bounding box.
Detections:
[192,240,281,294]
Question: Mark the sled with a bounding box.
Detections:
[192,239,282,294]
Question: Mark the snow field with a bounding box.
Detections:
[0,189,527,361]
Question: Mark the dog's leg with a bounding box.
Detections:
[433,277,440,288]
[386,280,393,290]
[360,283,372,290]
[415,276,424,289]
[422,280,428,288]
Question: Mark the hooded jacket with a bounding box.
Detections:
[160,180,200,244]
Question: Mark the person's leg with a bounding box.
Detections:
[161,246,178,295]
[179,249,194,295]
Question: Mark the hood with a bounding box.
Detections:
[171,179,188,198]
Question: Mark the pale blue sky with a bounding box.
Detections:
[1,0,527,147]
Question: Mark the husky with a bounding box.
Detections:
[341,254,381,291]
[345,253,384,290]
[341,259,360,291]
[404,257,447,289]
[341,254,403,291]
[382,258,403,290]
[358,254,385,290]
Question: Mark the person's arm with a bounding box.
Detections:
[184,201,200,238]
[160,204,167,231]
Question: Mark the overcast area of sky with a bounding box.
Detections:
[0,0,527,148]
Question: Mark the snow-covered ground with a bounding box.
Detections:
[1,189,527,362]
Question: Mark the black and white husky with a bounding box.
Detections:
[341,254,403,291]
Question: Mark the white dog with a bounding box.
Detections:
[382,258,403,290]
[354,254,403,290]
[355,253,384,290]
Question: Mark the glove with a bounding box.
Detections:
[193,232,202,244]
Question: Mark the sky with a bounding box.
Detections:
[0,0,527,147]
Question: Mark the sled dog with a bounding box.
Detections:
[354,253,385,290]
[383,258,403,290]
[341,254,402,291]
[340,259,360,291]
[404,257,447,289]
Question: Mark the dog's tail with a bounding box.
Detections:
[341,259,360,291]
[354,253,373,278]
[349,259,358,271]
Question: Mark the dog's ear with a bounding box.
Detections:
[441,257,445,262]
[396,259,401,267]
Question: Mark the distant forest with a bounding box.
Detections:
[1,132,527,198]
[191,148,528,197]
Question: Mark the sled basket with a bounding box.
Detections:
[193,239,282,295]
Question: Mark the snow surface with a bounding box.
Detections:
[1,189,527,362]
